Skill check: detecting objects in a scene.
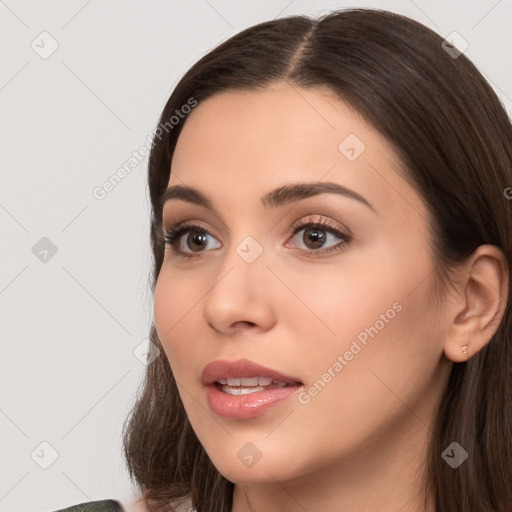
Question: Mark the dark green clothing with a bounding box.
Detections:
[52,500,124,512]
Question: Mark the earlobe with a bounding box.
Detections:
[444,328,473,363]
[443,244,509,363]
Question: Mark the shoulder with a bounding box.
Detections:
[52,500,125,512]
[52,496,192,512]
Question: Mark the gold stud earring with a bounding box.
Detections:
[461,343,469,355]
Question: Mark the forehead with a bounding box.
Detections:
[172,84,370,163]
[168,83,428,223]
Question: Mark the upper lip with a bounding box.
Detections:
[201,358,302,386]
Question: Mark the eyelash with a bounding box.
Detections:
[162,218,351,261]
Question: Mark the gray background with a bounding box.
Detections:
[1,1,511,511]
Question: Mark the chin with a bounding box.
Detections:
[203,440,308,485]
[219,462,298,485]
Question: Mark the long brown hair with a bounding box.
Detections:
[122,9,512,511]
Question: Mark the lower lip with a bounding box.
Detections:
[205,383,303,419]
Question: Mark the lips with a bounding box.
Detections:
[201,359,304,419]
[201,358,302,387]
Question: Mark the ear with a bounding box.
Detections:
[443,244,509,363]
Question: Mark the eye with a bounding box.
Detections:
[162,216,351,261]
[287,216,351,256]
[163,222,221,259]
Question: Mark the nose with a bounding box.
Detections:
[202,244,276,336]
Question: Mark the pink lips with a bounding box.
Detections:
[201,358,301,385]
[201,358,303,420]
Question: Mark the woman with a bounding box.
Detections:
[57,7,512,512]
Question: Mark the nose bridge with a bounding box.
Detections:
[214,231,269,298]
[202,229,275,332]
[217,210,268,274]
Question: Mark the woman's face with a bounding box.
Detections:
[153,82,451,487]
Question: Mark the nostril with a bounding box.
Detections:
[207,321,221,333]
[230,321,257,330]
[207,320,259,334]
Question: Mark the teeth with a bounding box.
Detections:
[241,377,259,386]
[215,377,293,396]
[221,385,265,395]
[218,377,287,387]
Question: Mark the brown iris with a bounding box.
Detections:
[303,227,326,249]
[187,231,208,252]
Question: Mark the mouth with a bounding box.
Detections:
[201,358,303,419]
[214,376,297,395]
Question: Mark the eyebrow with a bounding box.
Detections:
[159,181,377,214]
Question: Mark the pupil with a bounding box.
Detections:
[304,228,326,249]
[188,231,207,251]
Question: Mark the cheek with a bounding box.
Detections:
[300,265,442,433]
[274,249,402,361]
[290,240,442,402]
[153,269,205,372]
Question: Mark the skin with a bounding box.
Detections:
[152,82,508,512]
